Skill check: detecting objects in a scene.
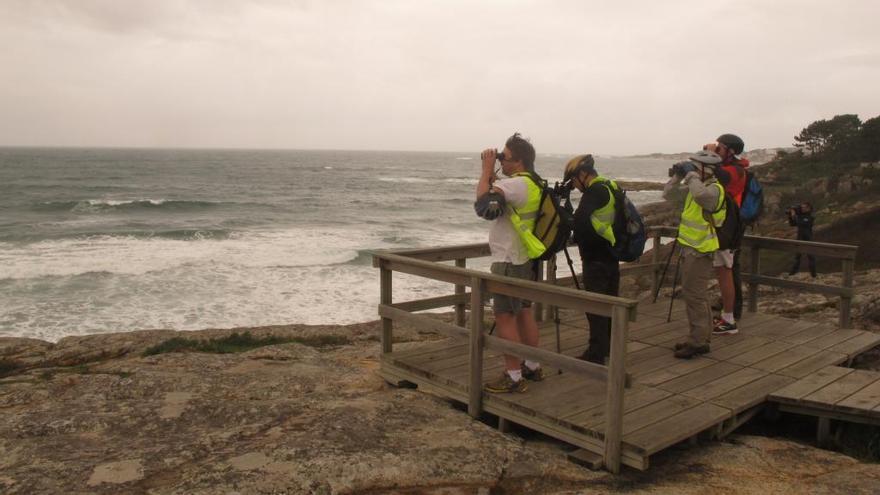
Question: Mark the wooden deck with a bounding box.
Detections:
[769,365,880,425]
[380,298,880,470]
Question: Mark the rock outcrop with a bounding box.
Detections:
[2,315,880,494]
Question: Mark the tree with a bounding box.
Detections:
[859,116,880,162]
[793,114,861,158]
[793,119,831,154]
[825,114,861,159]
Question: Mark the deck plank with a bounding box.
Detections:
[770,366,854,402]
[726,341,792,367]
[779,324,838,345]
[656,361,742,395]
[802,370,880,408]
[836,375,880,414]
[681,366,768,402]
[827,332,880,357]
[564,386,671,427]
[624,402,731,455]
[750,345,827,373]
[712,373,796,413]
[776,351,849,379]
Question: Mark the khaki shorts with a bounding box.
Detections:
[713,249,735,269]
[490,261,536,314]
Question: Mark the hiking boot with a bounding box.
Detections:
[577,351,605,365]
[713,319,738,335]
[521,363,545,382]
[484,372,528,393]
[674,343,710,359]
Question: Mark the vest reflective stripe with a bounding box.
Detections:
[588,176,617,246]
[507,173,545,258]
[676,182,725,253]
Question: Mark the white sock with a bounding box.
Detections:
[721,312,735,324]
[507,369,523,382]
[524,360,540,371]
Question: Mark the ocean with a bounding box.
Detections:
[0,148,676,341]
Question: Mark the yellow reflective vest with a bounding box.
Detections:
[588,176,618,247]
[676,182,726,253]
[507,172,546,259]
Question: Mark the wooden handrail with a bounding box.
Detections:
[373,251,638,317]
[373,246,636,472]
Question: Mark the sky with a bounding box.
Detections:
[1,0,879,155]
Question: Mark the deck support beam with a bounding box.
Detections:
[468,277,485,418]
[603,305,630,474]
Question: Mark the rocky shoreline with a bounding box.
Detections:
[3,284,880,494]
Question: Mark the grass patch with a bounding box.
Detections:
[142,331,350,357]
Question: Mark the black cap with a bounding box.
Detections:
[717,134,745,155]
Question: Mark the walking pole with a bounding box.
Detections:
[653,242,678,303]
[666,251,683,323]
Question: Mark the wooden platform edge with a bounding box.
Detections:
[380,361,650,471]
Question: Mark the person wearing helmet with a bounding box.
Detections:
[475,132,543,394]
[563,154,621,365]
[703,133,749,335]
[663,150,727,358]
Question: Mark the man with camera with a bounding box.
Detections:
[561,154,621,365]
[474,133,543,393]
[788,202,817,277]
[663,151,727,358]
[703,134,749,335]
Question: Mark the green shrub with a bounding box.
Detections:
[142,331,349,356]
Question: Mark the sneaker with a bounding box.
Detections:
[713,320,739,335]
[712,315,723,326]
[521,363,545,382]
[674,343,710,359]
[674,341,688,351]
[484,372,528,393]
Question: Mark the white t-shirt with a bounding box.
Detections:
[488,176,530,264]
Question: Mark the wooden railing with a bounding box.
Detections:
[372,246,639,473]
[647,226,858,328]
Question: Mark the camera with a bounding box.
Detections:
[668,161,697,178]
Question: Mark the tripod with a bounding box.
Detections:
[652,241,683,323]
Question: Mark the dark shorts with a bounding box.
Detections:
[490,261,536,314]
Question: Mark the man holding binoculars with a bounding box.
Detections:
[663,151,727,358]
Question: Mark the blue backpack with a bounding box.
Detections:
[739,170,764,225]
[601,181,646,262]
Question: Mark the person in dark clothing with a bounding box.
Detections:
[788,202,817,277]
[563,154,620,365]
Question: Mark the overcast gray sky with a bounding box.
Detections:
[1,0,878,155]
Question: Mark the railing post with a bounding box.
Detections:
[603,305,629,474]
[380,260,393,353]
[455,258,467,327]
[651,231,662,296]
[840,259,854,329]
[468,277,485,418]
[546,256,558,321]
[535,261,545,322]
[747,245,760,313]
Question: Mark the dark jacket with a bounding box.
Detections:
[789,211,814,240]
[573,181,616,263]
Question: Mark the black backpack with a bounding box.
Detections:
[708,191,744,250]
[522,173,574,261]
[598,180,646,262]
